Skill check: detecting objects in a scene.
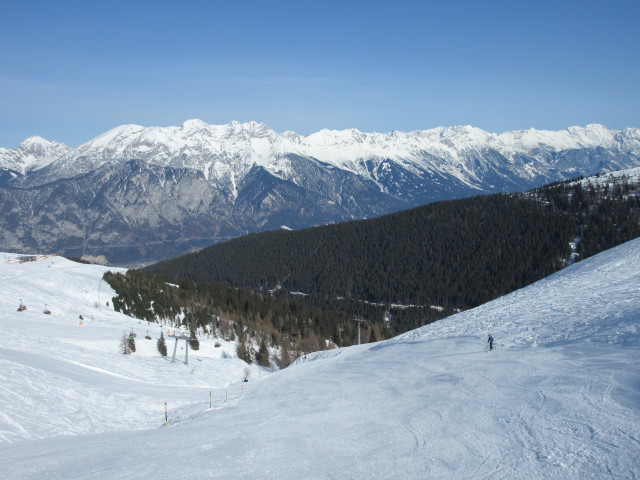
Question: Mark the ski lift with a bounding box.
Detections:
[43,304,51,315]
[17,299,27,311]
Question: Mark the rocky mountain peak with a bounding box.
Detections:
[0,136,70,174]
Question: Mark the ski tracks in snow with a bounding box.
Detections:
[402,408,442,453]
[493,346,640,480]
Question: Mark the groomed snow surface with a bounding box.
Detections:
[1,240,639,479]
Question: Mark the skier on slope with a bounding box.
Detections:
[487,334,494,351]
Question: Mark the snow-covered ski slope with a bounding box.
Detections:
[0,254,259,444]
[0,240,639,479]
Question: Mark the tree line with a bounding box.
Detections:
[103,269,365,367]
[102,172,640,356]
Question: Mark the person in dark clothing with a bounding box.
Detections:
[487,334,494,351]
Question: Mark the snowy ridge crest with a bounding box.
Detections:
[0,136,70,175]
[3,121,640,184]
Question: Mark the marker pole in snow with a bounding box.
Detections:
[164,402,168,428]
[209,391,212,409]
[354,316,365,345]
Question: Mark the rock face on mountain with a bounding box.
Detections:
[1,121,639,265]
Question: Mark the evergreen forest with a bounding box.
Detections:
[102,173,639,364]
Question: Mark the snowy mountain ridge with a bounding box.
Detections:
[3,121,640,185]
[1,120,639,265]
[0,239,638,479]
[0,136,70,175]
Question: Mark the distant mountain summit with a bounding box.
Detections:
[0,121,639,264]
[0,136,70,176]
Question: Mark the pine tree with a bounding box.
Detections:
[157,332,168,356]
[369,327,378,343]
[257,339,270,367]
[127,334,136,353]
[120,332,131,354]
[236,342,251,363]
[278,341,291,369]
[188,329,200,351]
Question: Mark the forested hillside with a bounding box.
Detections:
[103,269,360,367]
[144,172,639,336]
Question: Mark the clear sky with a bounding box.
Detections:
[1,0,639,147]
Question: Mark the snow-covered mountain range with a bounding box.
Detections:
[4,121,640,188]
[1,121,639,264]
[0,238,638,478]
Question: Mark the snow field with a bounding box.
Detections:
[0,240,639,479]
[0,254,262,445]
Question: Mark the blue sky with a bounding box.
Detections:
[1,0,639,147]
